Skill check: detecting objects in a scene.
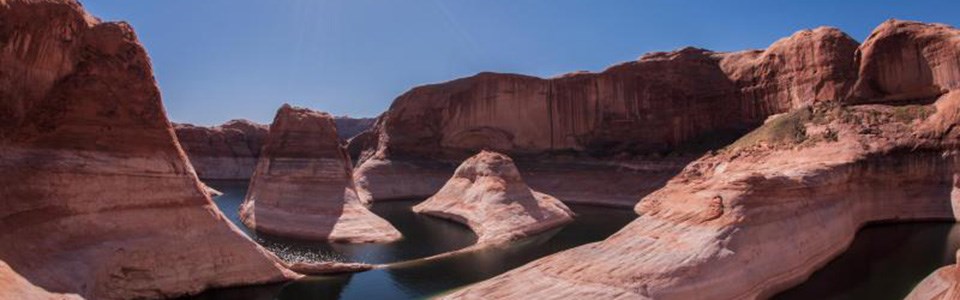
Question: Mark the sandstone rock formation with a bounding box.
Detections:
[447,91,960,299]
[355,26,861,204]
[0,260,80,300]
[175,119,268,180]
[908,250,960,300]
[240,104,402,243]
[852,20,960,103]
[0,1,297,299]
[333,116,376,140]
[413,151,574,244]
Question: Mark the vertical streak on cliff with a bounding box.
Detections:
[547,81,555,150]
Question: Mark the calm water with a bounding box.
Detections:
[191,180,637,299]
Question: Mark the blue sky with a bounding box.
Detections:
[82,1,960,126]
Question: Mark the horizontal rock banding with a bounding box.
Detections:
[175,119,268,180]
[0,1,295,299]
[240,104,402,243]
[413,151,574,244]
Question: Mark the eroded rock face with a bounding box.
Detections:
[0,260,80,300]
[908,250,960,300]
[355,26,860,203]
[175,119,268,180]
[413,151,574,244]
[240,104,401,243]
[852,20,960,103]
[447,92,960,299]
[0,1,294,299]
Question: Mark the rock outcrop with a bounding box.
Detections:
[355,26,860,204]
[908,250,960,300]
[240,104,401,243]
[0,1,296,299]
[333,116,376,140]
[0,260,80,300]
[413,151,574,244]
[852,20,960,103]
[174,119,268,180]
[446,91,960,299]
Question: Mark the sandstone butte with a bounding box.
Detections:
[0,0,312,299]
[446,20,960,299]
[909,250,960,300]
[174,119,268,180]
[413,151,574,244]
[353,25,860,207]
[240,104,402,243]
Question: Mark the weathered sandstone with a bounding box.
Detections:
[174,119,268,180]
[413,151,574,244]
[240,104,402,243]
[355,26,860,204]
[0,260,80,300]
[908,250,960,300]
[852,20,960,103]
[446,92,960,299]
[0,1,297,299]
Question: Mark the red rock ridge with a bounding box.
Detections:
[0,1,296,299]
[240,104,402,243]
[174,119,268,180]
[355,25,860,203]
[852,20,960,103]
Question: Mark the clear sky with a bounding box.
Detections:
[82,0,960,126]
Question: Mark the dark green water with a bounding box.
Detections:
[192,180,637,299]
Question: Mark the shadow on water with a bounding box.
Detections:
[775,222,960,300]
[192,180,636,299]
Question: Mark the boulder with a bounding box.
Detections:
[413,151,574,244]
[240,104,402,243]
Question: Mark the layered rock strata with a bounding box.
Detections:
[174,120,268,180]
[908,250,960,300]
[355,26,860,203]
[447,90,960,299]
[413,151,574,244]
[0,1,296,299]
[240,105,401,243]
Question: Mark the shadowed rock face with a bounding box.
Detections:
[333,116,376,140]
[0,1,295,299]
[446,92,960,299]
[240,104,402,243]
[355,26,860,203]
[413,151,574,244]
[174,119,268,180]
[852,20,960,103]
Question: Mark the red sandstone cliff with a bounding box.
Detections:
[446,20,960,300]
[355,26,861,204]
[0,1,296,299]
[240,105,402,243]
[333,116,376,140]
[174,120,268,180]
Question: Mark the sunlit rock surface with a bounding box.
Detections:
[414,151,574,244]
[355,25,860,206]
[241,104,402,243]
[174,119,268,180]
[0,1,297,299]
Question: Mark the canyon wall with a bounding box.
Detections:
[175,120,267,180]
[448,91,960,300]
[334,116,376,140]
[241,105,401,243]
[355,26,860,203]
[0,1,295,299]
